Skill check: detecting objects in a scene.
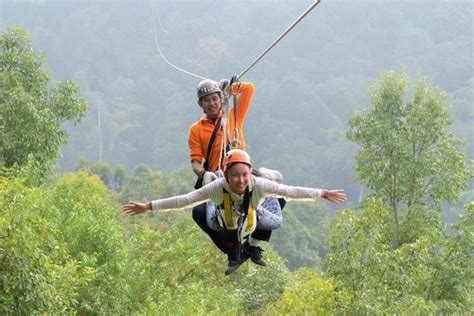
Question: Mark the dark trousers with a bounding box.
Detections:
[225,229,241,262]
[192,202,227,253]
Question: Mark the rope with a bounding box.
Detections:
[151,0,206,80]
[217,93,231,175]
[238,0,321,79]
[154,0,169,34]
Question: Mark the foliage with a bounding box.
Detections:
[44,170,127,314]
[119,163,165,204]
[324,198,435,314]
[118,163,194,204]
[262,268,348,314]
[348,70,469,245]
[90,160,113,186]
[1,165,293,314]
[0,26,87,175]
[0,169,127,314]
[324,198,472,314]
[426,202,474,312]
[1,1,473,311]
[319,70,473,314]
[271,201,331,270]
[0,173,87,314]
[113,164,126,191]
[122,212,290,314]
[122,215,242,315]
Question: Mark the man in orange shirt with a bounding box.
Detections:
[188,78,285,268]
[188,78,252,176]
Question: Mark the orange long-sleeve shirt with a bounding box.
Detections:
[188,82,254,171]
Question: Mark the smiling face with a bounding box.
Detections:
[225,162,252,194]
[198,92,222,120]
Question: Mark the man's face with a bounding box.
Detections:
[198,93,222,120]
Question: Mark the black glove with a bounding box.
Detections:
[229,74,239,85]
[219,79,229,90]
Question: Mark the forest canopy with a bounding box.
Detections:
[0,0,472,314]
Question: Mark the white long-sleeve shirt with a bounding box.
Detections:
[151,176,323,233]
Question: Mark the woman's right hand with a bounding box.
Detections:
[122,201,151,216]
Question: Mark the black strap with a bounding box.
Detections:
[241,186,252,223]
[203,117,221,171]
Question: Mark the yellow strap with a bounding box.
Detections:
[246,201,254,232]
[223,191,254,231]
[223,192,234,228]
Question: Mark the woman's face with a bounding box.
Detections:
[226,163,251,194]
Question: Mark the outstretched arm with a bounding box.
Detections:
[258,178,347,204]
[122,183,215,216]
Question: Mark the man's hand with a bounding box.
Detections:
[219,79,229,90]
[220,75,240,94]
[122,201,151,216]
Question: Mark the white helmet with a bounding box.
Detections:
[197,79,221,100]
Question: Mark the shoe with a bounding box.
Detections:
[243,241,267,267]
[240,246,250,263]
[258,167,283,183]
[225,260,242,275]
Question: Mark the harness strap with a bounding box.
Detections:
[222,187,254,232]
[203,117,222,171]
[242,187,254,232]
[223,191,233,228]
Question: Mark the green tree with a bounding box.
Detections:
[322,70,472,313]
[426,202,473,310]
[324,198,472,314]
[45,171,127,314]
[113,164,126,192]
[0,171,92,314]
[90,160,113,187]
[347,70,468,245]
[0,26,87,176]
[119,163,165,204]
[324,199,438,314]
[272,202,331,270]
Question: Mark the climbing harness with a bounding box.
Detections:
[219,188,255,234]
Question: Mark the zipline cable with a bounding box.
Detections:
[151,0,206,80]
[238,0,322,79]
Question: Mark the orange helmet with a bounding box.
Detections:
[223,149,252,171]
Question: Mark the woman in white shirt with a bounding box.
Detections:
[123,149,346,275]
